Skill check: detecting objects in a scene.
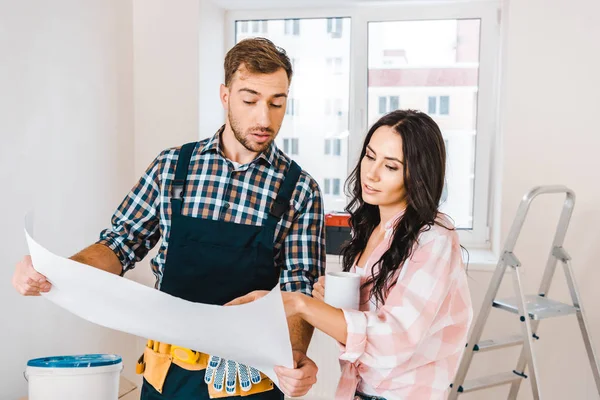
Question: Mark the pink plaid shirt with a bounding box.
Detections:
[336,211,473,400]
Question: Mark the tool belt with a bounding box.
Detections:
[136,339,274,398]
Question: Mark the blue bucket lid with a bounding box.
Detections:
[27,354,122,368]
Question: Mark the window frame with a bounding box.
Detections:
[226,1,501,249]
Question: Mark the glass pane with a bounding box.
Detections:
[333,179,341,196]
[428,96,437,114]
[368,19,481,229]
[235,18,352,212]
[440,95,450,115]
[390,95,399,111]
[334,139,341,156]
[283,138,289,154]
[325,139,331,155]
[378,96,387,114]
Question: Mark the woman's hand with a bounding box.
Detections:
[311,276,325,302]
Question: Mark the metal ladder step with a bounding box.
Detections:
[493,295,578,320]
[457,371,525,393]
[474,334,524,352]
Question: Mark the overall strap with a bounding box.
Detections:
[170,142,197,215]
[265,160,302,228]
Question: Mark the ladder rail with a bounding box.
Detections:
[562,258,600,390]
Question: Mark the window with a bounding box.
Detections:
[378,96,400,114]
[333,139,342,156]
[332,179,341,195]
[286,99,298,116]
[368,17,490,236]
[285,19,300,35]
[284,138,299,155]
[428,96,437,114]
[240,21,248,33]
[428,96,450,115]
[378,96,387,114]
[231,5,499,246]
[327,17,343,38]
[323,178,341,195]
[325,139,342,156]
[440,95,450,115]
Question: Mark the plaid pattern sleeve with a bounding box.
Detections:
[277,172,326,296]
[96,151,165,274]
[335,215,473,400]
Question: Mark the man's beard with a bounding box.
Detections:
[229,109,276,153]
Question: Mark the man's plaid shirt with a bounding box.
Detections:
[97,127,325,296]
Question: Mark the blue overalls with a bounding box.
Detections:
[141,142,301,400]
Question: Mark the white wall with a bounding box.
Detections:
[462,0,600,399]
[132,0,200,180]
[0,0,137,398]
[199,0,227,139]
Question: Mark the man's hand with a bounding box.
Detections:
[274,350,318,398]
[12,255,51,296]
[312,276,325,302]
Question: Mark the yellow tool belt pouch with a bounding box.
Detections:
[136,340,274,398]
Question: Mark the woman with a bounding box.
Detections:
[230,110,473,400]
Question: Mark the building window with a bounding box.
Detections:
[378,96,387,114]
[428,96,437,114]
[283,138,299,155]
[286,99,298,116]
[440,95,450,115]
[333,139,341,155]
[324,178,341,195]
[332,179,341,195]
[285,19,300,35]
[428,96,450,115]
[327,17,343,38]
[324,139,342,155]
[241,21,248,33]
[378,96,400,114]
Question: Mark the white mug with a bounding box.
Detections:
[324,271,361,310]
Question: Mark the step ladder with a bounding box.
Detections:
[449,186,600,399]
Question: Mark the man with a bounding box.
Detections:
[12,37,325,400]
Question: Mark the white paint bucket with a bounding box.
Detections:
[25,354,123,400]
